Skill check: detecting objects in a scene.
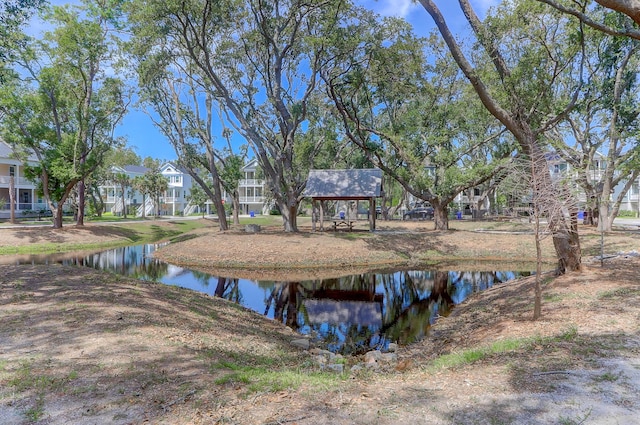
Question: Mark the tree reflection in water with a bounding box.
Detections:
[212,276,242,304]
[26,243,526,355]
[261,270,525,355]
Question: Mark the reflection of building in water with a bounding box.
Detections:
[304,289,384,327]
[304,278,384,328]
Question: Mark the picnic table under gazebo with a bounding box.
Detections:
[303,168,383,232]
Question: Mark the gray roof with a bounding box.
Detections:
[0,140,38,162]
[0,141,12,158]
[303,168,383,199]
[122,165,149,174]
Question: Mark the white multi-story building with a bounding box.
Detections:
[0,141,48,218]
[159,162,194,216]
[546,151,639,216]
[409,151,628,218]
[102,165,150,216]
[619,181,640,214]
[103,162,198,217]
[238,158,268,215]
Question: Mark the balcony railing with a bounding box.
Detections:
[162,197,187,203]
[0,176,36,186]
[1,202,48,211]
[239,179,264,187]
[239,196,265,204]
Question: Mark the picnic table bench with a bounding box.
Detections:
[332,220,354,231]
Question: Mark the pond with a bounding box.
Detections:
[6,243,530,355]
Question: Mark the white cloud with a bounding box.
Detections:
[364,0,420,18]
[360,0,503,21]
[472,0,502,14]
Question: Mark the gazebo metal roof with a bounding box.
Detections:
[303,168,383,200]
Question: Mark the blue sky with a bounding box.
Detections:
[30,0,500,162]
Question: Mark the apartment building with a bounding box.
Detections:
[0,141,47,218]
[238,158,268,215]
[159,162,194,216]
[102,164,150,215]
[547,151,639,214]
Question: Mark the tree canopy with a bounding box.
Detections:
[0,2,128,228]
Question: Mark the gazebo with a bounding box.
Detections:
[303,168,383,231]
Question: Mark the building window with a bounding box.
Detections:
[9,166,15,177]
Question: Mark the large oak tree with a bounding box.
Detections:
[323,16,516,230]
[127,0,356,232]
[419,0,585,273]
[0,2,127,228]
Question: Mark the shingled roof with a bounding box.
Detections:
[303,168,383,200]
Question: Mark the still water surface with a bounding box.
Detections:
[12,243,529,354]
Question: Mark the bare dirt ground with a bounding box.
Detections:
[1,218,640,424]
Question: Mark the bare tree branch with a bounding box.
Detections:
[537,0,640,40]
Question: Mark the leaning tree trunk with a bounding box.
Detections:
[207,158,228,231]
[76,180,86,226]
[89,183,104,218]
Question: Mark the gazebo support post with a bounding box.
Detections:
[370,197,376,231]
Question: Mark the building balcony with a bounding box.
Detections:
[458,195,483,203]
[0,176,36,187]
[239,196,264,204]
[239,179,264,187]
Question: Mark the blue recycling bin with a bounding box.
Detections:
[339,211,345,220]
[456,211,462,220]
[249,211,255,217]
[577,211,584,219]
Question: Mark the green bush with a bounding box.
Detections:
[617,210,637,218]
